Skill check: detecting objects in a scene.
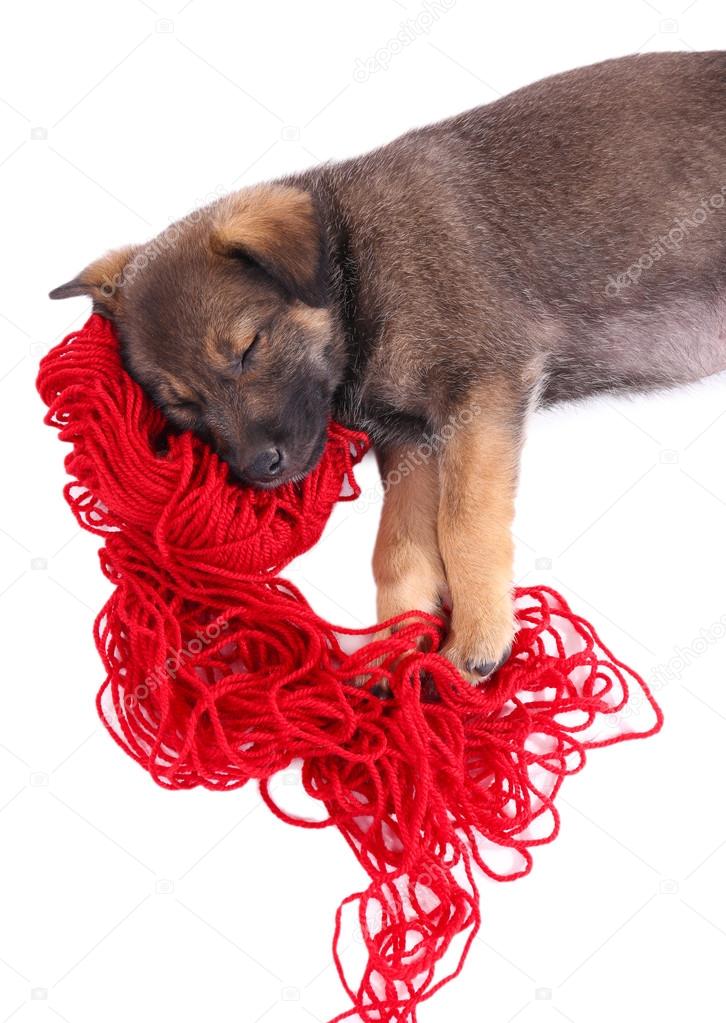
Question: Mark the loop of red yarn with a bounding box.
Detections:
[38,314,663,1022]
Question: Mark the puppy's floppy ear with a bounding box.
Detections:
[49,245,138,314]
[211,185,327,307]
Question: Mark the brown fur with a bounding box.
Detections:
[210,185,325,307]
[50,51,726,680]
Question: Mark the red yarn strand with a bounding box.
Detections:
[38,315,663,1023]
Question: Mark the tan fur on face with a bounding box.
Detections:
[288,303,331,334]
[211,185,321,304]
[201,327,229,372]
[155,373,199,405]
[287,302,334,370]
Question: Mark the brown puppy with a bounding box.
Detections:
[50,51,726,682]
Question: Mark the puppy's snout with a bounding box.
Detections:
[244,446,284,483]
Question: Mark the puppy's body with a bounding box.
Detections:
[51,51,726,680]
[301,50,726,449]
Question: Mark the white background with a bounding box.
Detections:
[4,1,726,1021]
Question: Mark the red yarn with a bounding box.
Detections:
[38,314,663,1022]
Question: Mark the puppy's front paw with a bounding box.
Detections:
[354,574,445,693]
[441,598,515,685]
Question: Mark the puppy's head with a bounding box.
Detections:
[50,185,345,487]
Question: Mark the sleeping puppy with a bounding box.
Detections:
[50,51,726,683]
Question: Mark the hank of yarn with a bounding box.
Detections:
[38,315,663,1022]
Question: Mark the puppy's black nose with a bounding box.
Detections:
[245,447,284,482]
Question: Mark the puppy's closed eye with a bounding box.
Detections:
[233,330,262,373]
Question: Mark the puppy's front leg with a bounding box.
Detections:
[373,446,445,625]
[438,385,526,681]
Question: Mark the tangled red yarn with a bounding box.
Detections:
[38,314,663,1022]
